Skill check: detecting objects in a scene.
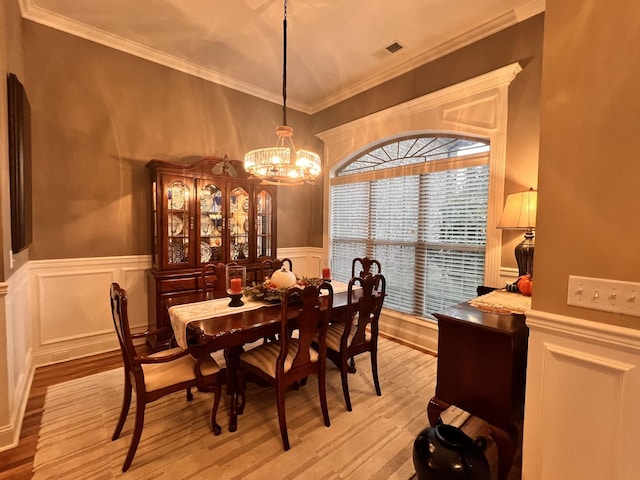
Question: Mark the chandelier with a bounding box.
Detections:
[243,0,321,185]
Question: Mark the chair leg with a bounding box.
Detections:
[318,368,331,427]
[371,349,382,396]
[348,356,357,373]
[341,356,353,412]
[211,383,222,435]
[113,373,132,441]
[276,383,290,451]
[237,370,247,415]
[186,387,193,401]
[122,395,145,472]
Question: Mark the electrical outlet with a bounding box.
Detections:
[567,275,640,317]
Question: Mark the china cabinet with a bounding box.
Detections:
[146,156,277,333]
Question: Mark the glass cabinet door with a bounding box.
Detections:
[229,186,250,261]
[167,180,190,266]
[256,189,273,259]
[198,181,224,264]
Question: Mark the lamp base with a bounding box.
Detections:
[228,293,244,307]
[515,231,535,277]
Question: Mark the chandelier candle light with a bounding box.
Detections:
[497,187,538,277]
[243,0,321,185]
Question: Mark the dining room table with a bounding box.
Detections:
[168,281,362,432]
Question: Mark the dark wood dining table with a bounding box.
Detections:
[174,287,362,432]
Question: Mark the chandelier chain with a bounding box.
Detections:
[282,0,288,127]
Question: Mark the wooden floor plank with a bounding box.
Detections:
[0,346,520,480]
[0,350,123,479]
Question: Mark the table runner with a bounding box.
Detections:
[468,289,531,315]
[169,280,350,349]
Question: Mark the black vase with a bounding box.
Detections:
[412,424,491,480]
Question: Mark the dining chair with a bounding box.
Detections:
[324,273,386,411]
[237,282,333,450]
[260,257,294,280]
[351,256,382,278]
[201,261,227,300]
[109,282,224,472]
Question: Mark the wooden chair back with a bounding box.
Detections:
[260,257,293,281]
[345,273,386,353]
[110,283,140,381]
[278,282,333,378]
[201,261,227,300]
[351,257,382,278]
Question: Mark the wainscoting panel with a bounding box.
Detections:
[0,263,33,451]
[522,310,640,480]
[277,247,323,279]
[30,256,151,366]
[379,310,438,355]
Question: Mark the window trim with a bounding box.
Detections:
[318,62,523,288]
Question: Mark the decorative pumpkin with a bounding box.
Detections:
[517,274,533,296]
[270,267,297,288]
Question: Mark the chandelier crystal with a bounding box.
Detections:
[243,0,321,185]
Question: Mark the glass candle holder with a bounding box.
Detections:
[226,265,246,307]
[321,259,331,281]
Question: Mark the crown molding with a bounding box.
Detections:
[307,0,544,113]
[19,0,544,115]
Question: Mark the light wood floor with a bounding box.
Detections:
[0,347,521,480]
[0,350,124,480]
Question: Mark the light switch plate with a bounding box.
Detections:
[567,275,640,317]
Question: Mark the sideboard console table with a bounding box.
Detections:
[428,299,529,480]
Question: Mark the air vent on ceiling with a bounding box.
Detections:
[371,40,405,60]
[386,41,404,54]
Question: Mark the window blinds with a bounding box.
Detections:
[330,163,489,319]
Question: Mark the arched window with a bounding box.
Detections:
[330,134,489,318]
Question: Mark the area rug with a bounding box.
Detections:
[33,338,465,480]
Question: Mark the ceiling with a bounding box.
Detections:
[19,0,544,114]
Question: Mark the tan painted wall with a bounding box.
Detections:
[22,22,323,258]
[20,15,544,274]
[1,0,29,279]
[533,1,640,330]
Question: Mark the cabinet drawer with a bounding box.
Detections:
[159,277,197,293]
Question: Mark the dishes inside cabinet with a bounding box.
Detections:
[200,214,211,236]
[200,242,212,263]
[242,198,249,212]
[169,213,184,236]
[243,218,249,233]
[200,186,214,212]
[168,242,186,263]
[170,185,186,210]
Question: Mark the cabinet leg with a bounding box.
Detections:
[487,423,518,480]
[427,396,450,426]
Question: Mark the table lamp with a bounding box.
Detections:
[497,187,537,277]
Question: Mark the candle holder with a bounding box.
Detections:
[226,264,246,307]
[321,259,331,282]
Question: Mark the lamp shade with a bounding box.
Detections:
[497,188,537,230]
